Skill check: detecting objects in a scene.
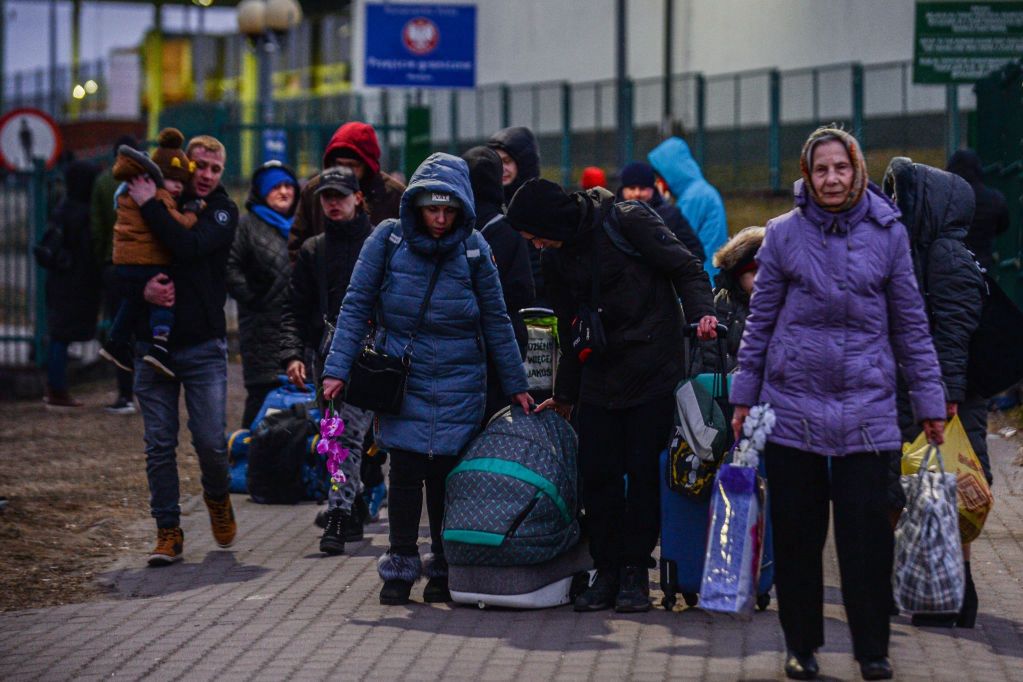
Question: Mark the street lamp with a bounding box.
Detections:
[237,0,303,124]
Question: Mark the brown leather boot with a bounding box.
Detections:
[203,493,237,548]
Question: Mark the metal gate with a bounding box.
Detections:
[0,161,50,368]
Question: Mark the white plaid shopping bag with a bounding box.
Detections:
[892,445,964,614]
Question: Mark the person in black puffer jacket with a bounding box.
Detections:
[462,146,535,421]
[489,126,547,305]
[946,149,1010,272]
[278,166,375,556]
[508,179,717,614]
[883,156,986,629]
[226,161,300,427]
[43,160,103,408]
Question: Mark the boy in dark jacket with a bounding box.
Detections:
[488,126,547,305]
[507,179,718,613]
[288,122,404,262]
[619,161,705,262]
[883,156,986,629]
[462,146,536,420]
[279,166,374,556]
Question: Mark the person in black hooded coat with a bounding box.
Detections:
[946,149,1010,272]
[462,146,535,420]
[43,160,102,408]
[883,156,986,629]
[488,126,547,305]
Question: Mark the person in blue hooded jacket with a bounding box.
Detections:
[648,137,728,279]
[322,153,531,606]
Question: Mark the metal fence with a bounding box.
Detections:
[155,59,971,191]
[0,162,51,368]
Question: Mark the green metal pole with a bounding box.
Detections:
[32,159,48,367]
[501,84,510,129]
[769,69,781,192]
[662,0,674,133]
[945,83,960,161]
[852,63,864,145]
[561,81,572,187]
[623,78,634,164]
[695,73,706,168]
[448,90,458,155]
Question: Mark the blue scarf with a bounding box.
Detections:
[252,204,294,239]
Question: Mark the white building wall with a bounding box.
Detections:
[352,0,919,88]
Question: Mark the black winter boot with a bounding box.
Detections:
[573,569,618,612]
[344,502,365,542]
[422,553,451,603]
[784,650,820,680]
[377,553,421,605]
[319,508,346,555]
[614,565,651,613]
[957,561,978,628]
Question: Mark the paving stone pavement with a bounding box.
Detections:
[1,437,1021,681]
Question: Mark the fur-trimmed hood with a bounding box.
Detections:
[712,225,765,273]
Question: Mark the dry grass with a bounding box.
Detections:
[0,363,245,612]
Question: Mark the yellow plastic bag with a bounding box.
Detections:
[902,415,994,544]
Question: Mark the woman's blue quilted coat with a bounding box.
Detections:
[323,153,529,456]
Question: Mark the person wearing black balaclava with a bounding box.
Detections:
[462,146,535,421]
[507,178,718,615]
[488,126,547,305]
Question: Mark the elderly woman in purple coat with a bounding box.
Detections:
[730,127,945,682]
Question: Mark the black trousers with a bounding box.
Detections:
[764,443,894,662]
[242,381,278,429]
[577,398,674,570]
[387,449,458,557]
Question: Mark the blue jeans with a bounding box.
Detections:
[134,337,229,529]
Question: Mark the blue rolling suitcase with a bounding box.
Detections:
[659,449,774,610]
[658,326,774,611]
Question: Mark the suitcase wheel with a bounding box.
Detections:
[756,592,771,612]
[661,593,676,610]
[682,592,699,608]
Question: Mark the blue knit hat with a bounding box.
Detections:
[619,161,655,189]
[256,166,297,199]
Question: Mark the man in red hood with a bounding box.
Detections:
[288,121,405,262]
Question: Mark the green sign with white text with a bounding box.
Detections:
[914,1,1023,83]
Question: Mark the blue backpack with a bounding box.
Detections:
[227,376,326,502]
[443,407,580,566]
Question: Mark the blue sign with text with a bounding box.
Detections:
[364,3,476,89]
[262,129,288,164]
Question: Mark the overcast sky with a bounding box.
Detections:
[5,1,239,76]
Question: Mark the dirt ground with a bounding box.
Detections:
[0,362,246,612]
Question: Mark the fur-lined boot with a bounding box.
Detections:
[422,553,451,603]
[378,553,421,605]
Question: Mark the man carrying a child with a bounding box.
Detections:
[120,134,239,566]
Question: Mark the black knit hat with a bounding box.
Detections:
[506,178,581,242]
[620,161,655,189]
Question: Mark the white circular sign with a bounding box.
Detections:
[0,108,62,172]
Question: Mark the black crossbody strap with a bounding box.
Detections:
[402,258,444,360]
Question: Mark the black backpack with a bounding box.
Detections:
[246,403,317,504]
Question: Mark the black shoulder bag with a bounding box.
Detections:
[342,258,444,414]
